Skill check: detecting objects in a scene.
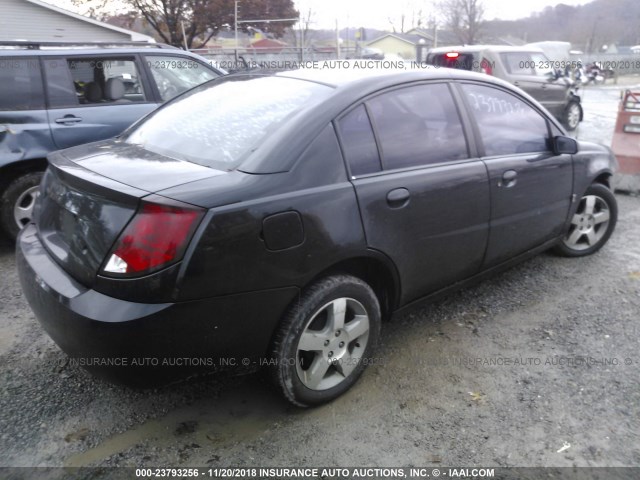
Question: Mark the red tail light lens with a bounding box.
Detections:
[103,201,204,277]
[481,57,493,75]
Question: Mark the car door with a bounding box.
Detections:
[0,56,53,164]
[43,55,157,150]
[336,83,490,305]
[458,82,573,267]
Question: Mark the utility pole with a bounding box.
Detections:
[299,12,304,62]
[336,19,340,59]
[234,0,239,63]
[181,20,188,50]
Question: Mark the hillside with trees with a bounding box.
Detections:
[484,0,640,51]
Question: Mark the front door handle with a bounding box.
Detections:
[55,115,83,125]
[386,188,410,208]
[499,170,518,188]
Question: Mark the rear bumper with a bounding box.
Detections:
[16,225,299,385]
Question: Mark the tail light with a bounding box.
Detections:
[446,52,460,59]
[102,199,204,277]
[481,57,493,75]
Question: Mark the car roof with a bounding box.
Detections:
[0,41,195,57]
[263,61,505,89]
[230,65,552,174]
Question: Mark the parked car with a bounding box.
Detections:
[425,45,583,131]
[17,66,617,407]
[0,41,224,239]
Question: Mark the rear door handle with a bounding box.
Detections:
[386,188,410,208]
[499,170,518,188]
[55,115,83,125]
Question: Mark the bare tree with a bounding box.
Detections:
[73,0,298,49]
[440,0,484,44]
[386,0,429,33]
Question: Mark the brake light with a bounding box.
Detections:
[103,201,203,276]
[481,57,492,75]
[446,52,459,59]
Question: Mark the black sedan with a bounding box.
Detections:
[17,65,617,407]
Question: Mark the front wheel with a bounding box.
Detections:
[270,275,381,407]
[554,183,617,257]
[563,101,582,131]
[1,172,44,240]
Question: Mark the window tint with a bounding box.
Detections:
[501,52,534,75]
[530,52,554,77]
[428,53,477,71]
[0,58,44,110]
[145,55,219,102]
[367,83,468,170]
[45,57,147,107]
[124,76,332,170]
[462,83,550,156]
[337,105,381,176]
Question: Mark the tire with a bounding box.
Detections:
[554,183,617,257]
[271,275,381,407]
[0,172,44,241]
[563,102,582,131]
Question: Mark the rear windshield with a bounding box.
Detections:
[427,52,477,70]
[124,76,333,170]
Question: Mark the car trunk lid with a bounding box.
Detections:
[35,145,223,287]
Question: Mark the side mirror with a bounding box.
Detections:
[552,135,578,155]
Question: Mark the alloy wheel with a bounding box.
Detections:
[563,194,610,251]
[13,186,40,230]
[295,297,370,391]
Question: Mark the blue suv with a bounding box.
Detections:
[0,41,223,239]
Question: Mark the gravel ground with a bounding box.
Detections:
[1,83,639,471]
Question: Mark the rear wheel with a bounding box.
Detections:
[563,102,582,131]
[1,172,44,240]
[271,275,381,407]
[554,183,617,257]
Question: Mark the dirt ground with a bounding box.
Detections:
[1,83,639,471]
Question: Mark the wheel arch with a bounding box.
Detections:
[0,158,48,193]
[592,172,612,189]
[302,252,401,321]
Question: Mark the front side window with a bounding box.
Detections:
[501,52,535,75]
[366,83,468,170]
[337,105,381,176]
[145,55,220,102]
[124,76,332,170]
[462,83,550,156]
[45,57,147,107]
[0,57,44,110]
[530,52,555,77]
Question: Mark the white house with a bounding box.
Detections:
[0,0,154,43]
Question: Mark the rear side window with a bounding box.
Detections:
[367,83,468,170]
[462,83,550,156]
[124,76,332,170]
[427,52,477,71]
[0,58,44,110]
[44,57,147,107]
[337,105,381,176]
